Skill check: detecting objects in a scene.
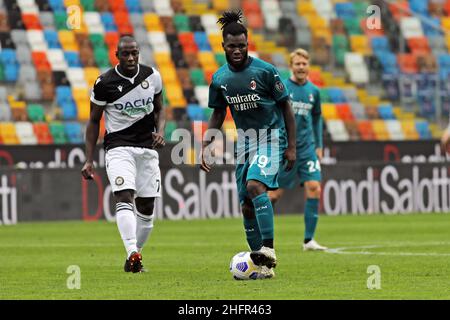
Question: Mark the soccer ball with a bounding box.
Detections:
[229,251,260,280]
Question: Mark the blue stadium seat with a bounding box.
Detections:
[371,36,390,53]
[44,30,61,49]
[56,86,73,105]
[61,101,77,120]
[101,13,117,32]
[126,0,142,13]
[408,0,429,15]
[0,49,17,64]
[64,51,82,67]
[187,104,205,121]
[421,17,442,36]
[377,52,399,74]
[335,2,355,19]
[4,64,19,82]
[378,104,395,120]
[438,54,450,80]
[415,120,432,139]
[48,0,65,12]
[327,88,347,103]
[64,122,84,143]
[194,32,211,51]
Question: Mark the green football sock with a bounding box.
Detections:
[305,198,319,241]
[243,217,262,251]
[252,193,274,243]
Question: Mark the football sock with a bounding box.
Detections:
[305,198,319,241]
[252,193,274,248]
[243,217,263,251]
[263,239,274,248]
[136,212,154,252]
[115,202,137,258]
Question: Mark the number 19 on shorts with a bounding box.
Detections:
[249,154,269,168]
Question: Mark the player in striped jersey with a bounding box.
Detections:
[82,36,166,273]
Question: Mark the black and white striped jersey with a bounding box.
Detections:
[90,64,162,151]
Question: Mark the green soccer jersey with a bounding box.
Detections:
[208,57,289,151]
[285,79,323,157]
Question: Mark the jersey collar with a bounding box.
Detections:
[289,78,309,87]
[227,56,253,72]
[115,64,140,84]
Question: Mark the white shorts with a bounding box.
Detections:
[105,146,161,198]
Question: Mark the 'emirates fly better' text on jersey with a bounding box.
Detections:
[208,57,289,153]
[90,64,162,150]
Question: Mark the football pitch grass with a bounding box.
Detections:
[1,213,450,300]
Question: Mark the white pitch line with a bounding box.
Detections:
[325,244,450,257]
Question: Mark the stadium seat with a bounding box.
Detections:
[357,120,376,140]
[335,103,354,121]
[326,119,349,141]
[49,121,68,144]
[61,101,77,120]
[15,121,38,145]
[0,103,12,121]
[378,104,396,120]
[327,88,347,103]
[372,120,390,140]
[27,104,46,122]
[64,122,84,143]
[415,120,432,139]
[385,120,405,140]
[397,54,419,73]
[321,103,339,120]
[187,104,205,121]
[0,122,20,144]
[401,120,420,140]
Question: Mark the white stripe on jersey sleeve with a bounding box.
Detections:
[152,68,163,95]
[90,91,107,106]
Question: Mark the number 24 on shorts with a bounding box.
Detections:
[307,160,321,173]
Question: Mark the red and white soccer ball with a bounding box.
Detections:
[229,251,260,280]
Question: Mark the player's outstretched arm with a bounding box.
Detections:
[200,108,227,172]
[280,99,296,171]
[81,102,103,180]
[152,92,166,149]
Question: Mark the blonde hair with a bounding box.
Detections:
[289,48,310,65]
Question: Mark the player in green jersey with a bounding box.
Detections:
[200,10,296,278]
[269,48,328,251]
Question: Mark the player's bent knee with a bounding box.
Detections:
[246,180,266,198]
[135,198,155,216]
[114,189,134,203]
[306,182,321,197]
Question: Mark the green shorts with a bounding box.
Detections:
[235,145,285,204]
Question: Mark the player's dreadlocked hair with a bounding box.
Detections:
[217,10,248,39]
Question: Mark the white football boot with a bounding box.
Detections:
[250,246,277,268]
[303,239,328,251]
[258,266,275,279]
